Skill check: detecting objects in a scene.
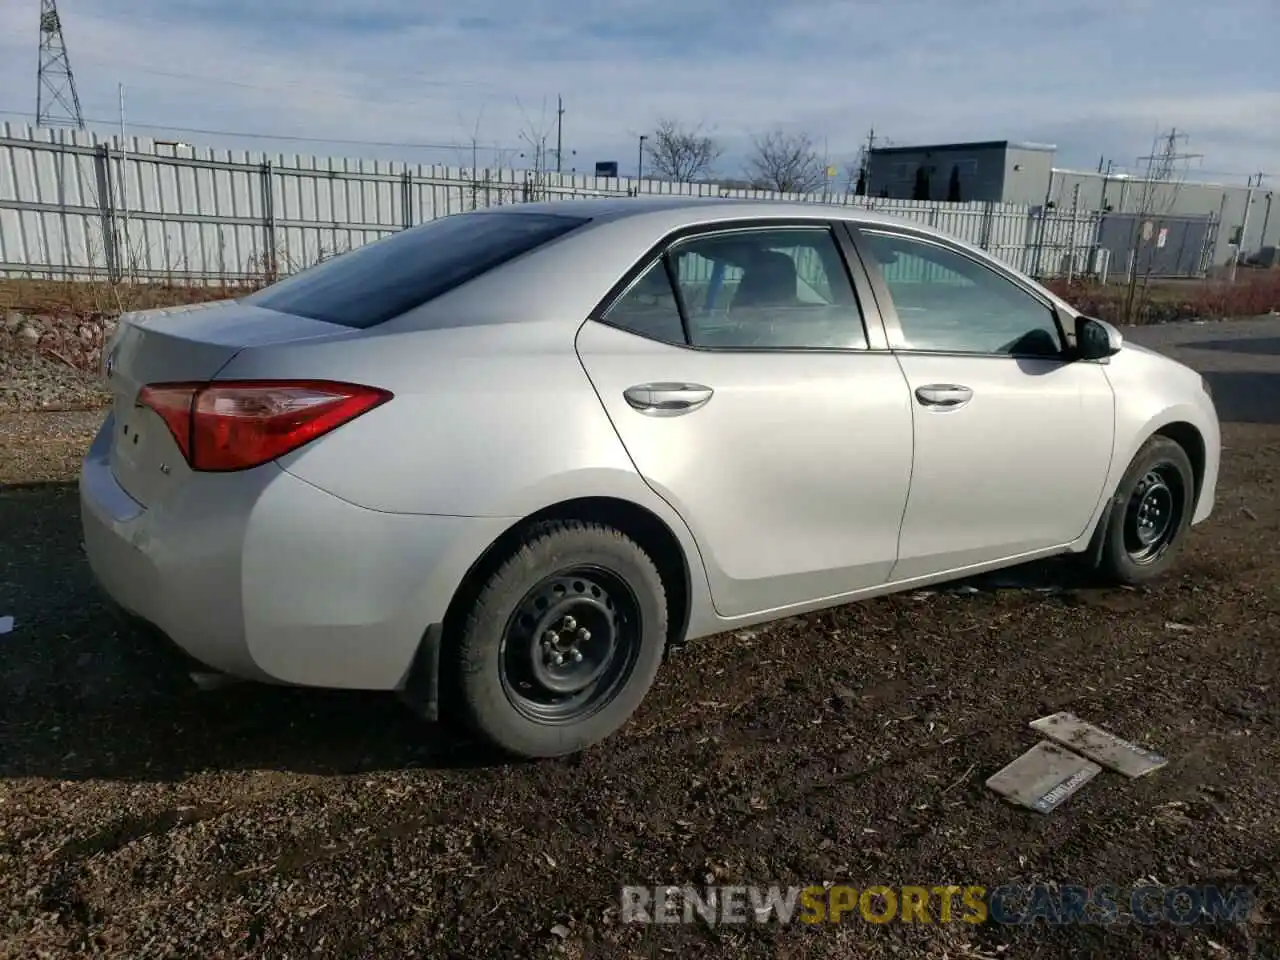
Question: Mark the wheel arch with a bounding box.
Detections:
[441,496,695,654]
[1083,415,1208,561]
[1151,420,1206,511]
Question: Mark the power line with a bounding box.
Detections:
[1189,167,1274,181]
[70,50,504,107]
[65,8,506,96]
[0,107,517,154]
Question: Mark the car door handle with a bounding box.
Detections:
[623,383,714,416]
[915,384,973,408]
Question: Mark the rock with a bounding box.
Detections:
[79,325,96,340]
[18,325,41,343]
[3,310,25,332]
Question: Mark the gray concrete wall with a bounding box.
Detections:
[1002,148,1056,205]
[1047,170,1278,268]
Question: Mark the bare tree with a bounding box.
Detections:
[514,95,558,193]
[743,129,826,194]
[840,162,858,195]
[643,118,723,183]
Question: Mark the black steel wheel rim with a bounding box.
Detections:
[498,565,643,724]
[1123,464,1184,564]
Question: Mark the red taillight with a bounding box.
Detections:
[137,380,392,472]
[136,384,199,462]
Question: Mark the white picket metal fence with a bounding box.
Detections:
[0,123,1103,284]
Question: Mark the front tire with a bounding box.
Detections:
[1093,435,1195,586]
[446,520,668,758]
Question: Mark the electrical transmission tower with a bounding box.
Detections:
[36,0,85,128]
[1136,127,1201,182]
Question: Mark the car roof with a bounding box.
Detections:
[475,195,938,234]
[477,195,1031,284]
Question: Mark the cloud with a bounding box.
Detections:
[1,0,1275,183]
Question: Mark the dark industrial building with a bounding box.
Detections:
[865,140,1058,205]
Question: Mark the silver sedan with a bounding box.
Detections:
[80,197,1220,758]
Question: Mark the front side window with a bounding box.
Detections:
[860,231,1063,357]
[247,211,588,329]
[601,225,868,350]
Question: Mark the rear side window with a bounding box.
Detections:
[246,212,588,328]
[602,259,687,345]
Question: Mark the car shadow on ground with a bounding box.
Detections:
[1199,371,1280,425]
[0,483,513,783]
[1183,336,1280,356]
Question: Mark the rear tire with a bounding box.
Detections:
[445,519,667,759]
[1092,435,1195,586]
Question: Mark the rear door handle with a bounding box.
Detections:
[623,382,714,416]
[915,384,973,408]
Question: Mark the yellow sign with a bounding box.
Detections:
[799,885,987,924]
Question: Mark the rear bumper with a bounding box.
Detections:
[79,415,513,690]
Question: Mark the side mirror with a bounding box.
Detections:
[1075,315,1123,360]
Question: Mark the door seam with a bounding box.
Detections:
[571,319,722,615]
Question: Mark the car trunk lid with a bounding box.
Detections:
[105,300,355,506]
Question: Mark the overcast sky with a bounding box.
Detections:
[2,0,1276,185]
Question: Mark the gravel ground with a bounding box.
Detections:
[1,320,1278,958]
[1,311,114,414]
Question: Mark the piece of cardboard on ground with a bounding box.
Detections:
[986,741,1102,813]
[1030,712,1167,778]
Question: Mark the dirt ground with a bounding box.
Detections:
[1,319,1278,958]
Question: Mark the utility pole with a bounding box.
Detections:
[1230,173,1263,281]
[117,83,131,267]
[36,0,84,128]
[1259,190,1273,263]
[555,95,564,174]
[858,127,877,195]
[821,135,831,201]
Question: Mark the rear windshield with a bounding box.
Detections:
[246,211,588,328]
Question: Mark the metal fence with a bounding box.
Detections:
[0,122,1110,284]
